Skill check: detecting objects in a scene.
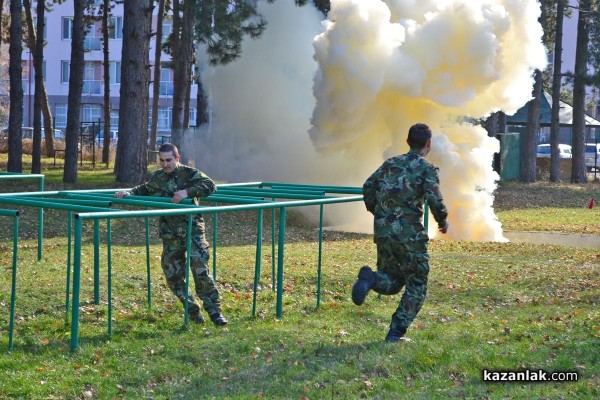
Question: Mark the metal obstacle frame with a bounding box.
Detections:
[0,208,19,352]
[0,179,365,352]
[0,172,44,260]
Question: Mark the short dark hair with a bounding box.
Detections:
[407,123,432,149]
[158,143,179,157]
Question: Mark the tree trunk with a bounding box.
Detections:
[171,0,193,157]
[149,0,165,152]
[0,0,4,45]
[196,77,209,128]
[7,0,23,172]
[102,0,111,165]
[550,0,565,182]
[63,0,87,183]
[31,0,45,173]
[115,0,153,184]
[484,112,500,174]
[571,0,590,183]
[484,112,499,137]
[521,69,543,183]
[24,0,55,158]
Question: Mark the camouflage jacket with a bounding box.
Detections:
[131,164,216,239]
[363,149,448,243]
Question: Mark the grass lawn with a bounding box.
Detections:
[0,156,599,399]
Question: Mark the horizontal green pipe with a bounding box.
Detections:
[0,209,19,217]
[71,188,132,194]
[260,181,359,190]
[32,197,114,208]
[0,197,117,213]
[205,195,272,204]
[66,193,194,209]
[76,195,364,220]
[261,182,363,195]
[83,192,271,205]
[218,186,325,196]
[272,186,362,195]
[216,182,264,188]
[0,191,60,197]
[75,192,195,204]
[216,189,333,200]
[0,173,45,178]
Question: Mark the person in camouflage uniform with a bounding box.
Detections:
[352,123,448,342]
[115,143,227,326]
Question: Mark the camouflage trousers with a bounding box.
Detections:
[161,235,221,317]
[374,238,429,334]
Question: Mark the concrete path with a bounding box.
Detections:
[504,231,600,249]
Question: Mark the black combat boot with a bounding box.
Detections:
[209,312,228,326]
[385,326,407,343]
[351,266,378,305]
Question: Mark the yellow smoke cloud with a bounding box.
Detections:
[309,0,546,241]
[196,0,547,242]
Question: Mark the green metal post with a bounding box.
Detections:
[276,207,286,319]
[7,211,19,351]
[37,176,44,261]
[424,203,429,230]
[145,215,152,308]
[107,218,112,339]
[252,209,263,317]
[93,219,100,304]
[271,206,276,291]
[316,204,324,309]
[212,203,217,281]
[184,216,193,327]
[71,218,83,352]
[65,212,72,319]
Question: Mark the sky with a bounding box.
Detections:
[193,0,547,242]
[560,0,578,73]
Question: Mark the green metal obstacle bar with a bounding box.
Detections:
[1,209,19,352]
[1,181,366,352]
[0,189,269,317]
[0,192,119,349]
[70,192,363,351]
[0,173,44,260]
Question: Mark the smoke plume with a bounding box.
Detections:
[195,0,547,241]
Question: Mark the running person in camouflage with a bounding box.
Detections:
[352,123,448,342]
[115,143,227,326]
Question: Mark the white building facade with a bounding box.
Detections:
[22,0,197,136]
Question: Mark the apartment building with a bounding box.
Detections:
[21,0,198,137]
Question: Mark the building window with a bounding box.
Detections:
[55,104,68,128]
[162,21,172,42]
[189,108,197,126]
[82,104,102,123]
[61,61,70,83]
[159,64,173,96]
[62,17,73,40]
[149,107,196,130]
[83,62,102,95]
[84,22,102,51]
[110,110,119,130]
[109,17,123,39]
[157,107,172,130]
[109,61,121,84]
